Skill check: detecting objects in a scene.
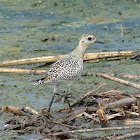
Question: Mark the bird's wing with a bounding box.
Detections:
[34,57,83,85]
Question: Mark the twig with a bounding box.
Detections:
[111,131,140,140]
[71,83,106,107]
[51,126,140,136]
[96,73,140,90]
[0,51,133,67]
[106,112,123,120]
[124,110,139,117]
[123,75,140,79]
[23,107,39,115]
[57,108,87,123]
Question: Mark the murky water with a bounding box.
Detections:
[0,0,140,139]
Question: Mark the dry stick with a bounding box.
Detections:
[96,73,140,90]
[84,56,128,63]
[0,51,133,67]
[124,110,139,117]
[0,68,47,74]
[105,97,137,110]
[51,126,140,136]
[111,131,140,140]
[106,112,123,120]
[71,83,106,107]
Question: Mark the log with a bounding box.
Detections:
[105,97,137,110]
[0,51,133,67]
[0,68,47,74]
[96,73,140,90]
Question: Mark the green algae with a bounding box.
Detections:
[0,0,140,139]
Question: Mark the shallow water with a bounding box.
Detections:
[0,0,140,139]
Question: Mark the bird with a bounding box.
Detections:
[34,34,104,112]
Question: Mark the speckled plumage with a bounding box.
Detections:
[34,34,96,86]
[34,34,102,112]
[34,54,83,85]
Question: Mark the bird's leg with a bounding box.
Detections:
[65,84,72,111]
[47,85,58,113]
[47,92,56,113]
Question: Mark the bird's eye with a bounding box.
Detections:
[88,37,92,41]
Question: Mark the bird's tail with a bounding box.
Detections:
[33,77,46,85]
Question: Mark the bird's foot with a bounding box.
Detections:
[55,93,73,111]
[55,93,72,102]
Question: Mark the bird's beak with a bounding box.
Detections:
[95,40,104,44]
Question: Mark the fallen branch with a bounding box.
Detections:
[2,106,39,116]
[0,51,133,67]
[112,131,140,140]
[51,126,140,136]
[76,112,100,123]
[124,110,139,117]
[71,83,106,107]
[2,106,29,116]
[105,97,137,110]
[0,68,47,74]
[57,108,87,123]
[96,73,140,90]
[106,112,123,120]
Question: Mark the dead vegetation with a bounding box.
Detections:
[0,51,139,139]
[1,81,140,139]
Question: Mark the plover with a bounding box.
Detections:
[34,34,104,112]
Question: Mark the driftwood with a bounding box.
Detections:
[2,106,28,116]
[96,73,140,90]
[0,51,133,67]
[2,106,39,116]
[0,68,47,74]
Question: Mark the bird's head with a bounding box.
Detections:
[79,34,104,46]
